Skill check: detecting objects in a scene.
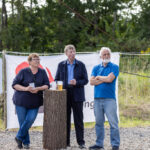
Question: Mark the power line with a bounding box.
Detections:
[58,1,119,46]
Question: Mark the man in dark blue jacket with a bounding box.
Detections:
[55,44,88,149]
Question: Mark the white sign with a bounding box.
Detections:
[6,53,120,129]
[0,58,2,94]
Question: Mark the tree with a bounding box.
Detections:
[0,0,8,50]
[1,0,149,52]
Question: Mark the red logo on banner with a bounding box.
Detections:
[15,61,54,82]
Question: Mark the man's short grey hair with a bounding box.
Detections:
[99,47,111,57]
[64,44,76,53]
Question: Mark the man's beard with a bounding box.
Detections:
[102,58,110,63]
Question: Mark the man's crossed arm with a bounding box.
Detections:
[90,72,115,86]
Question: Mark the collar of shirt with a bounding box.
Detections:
[101,62,111,67]
[67,59,76,65]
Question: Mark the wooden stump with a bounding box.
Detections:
[43,89,67,150]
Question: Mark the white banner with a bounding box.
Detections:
[0,58,2,94]
[6,53,120,129]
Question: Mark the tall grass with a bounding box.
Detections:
[0,108,4,130]
[119,54,150,123]
[120,54,150,73]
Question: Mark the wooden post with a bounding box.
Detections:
[2,50,7,129]
[43,89,67,150]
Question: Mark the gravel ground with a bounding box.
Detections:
[0,127,150,150]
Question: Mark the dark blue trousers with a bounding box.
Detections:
[67,88,85,146]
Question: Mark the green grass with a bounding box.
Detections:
[86,116,150,128]
[0,113,150,131]
[0,108,4,130]
[118,72,150,122]
[119,116,150,127]
[73,117,150,129]
[0,119,4,130]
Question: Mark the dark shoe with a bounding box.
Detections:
[15,137,23,149]
[23,144,30,149]
[112,146,119,150]
[89,144,104,150]
[79,144,86,149]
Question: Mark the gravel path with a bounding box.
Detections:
[0,127,150,150]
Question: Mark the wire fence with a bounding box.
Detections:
[119,53,150,121]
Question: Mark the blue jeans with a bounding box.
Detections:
[94,99,120,147]
[15,105,39,145]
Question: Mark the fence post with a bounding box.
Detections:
[2,50,7,129]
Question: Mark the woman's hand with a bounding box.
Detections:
[25,86,34,92]
[30,88,39,93]
[25,86,39,93]
[26,85,48,93]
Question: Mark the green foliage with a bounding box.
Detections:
[0,107,4,130]
[1,0,150,52]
